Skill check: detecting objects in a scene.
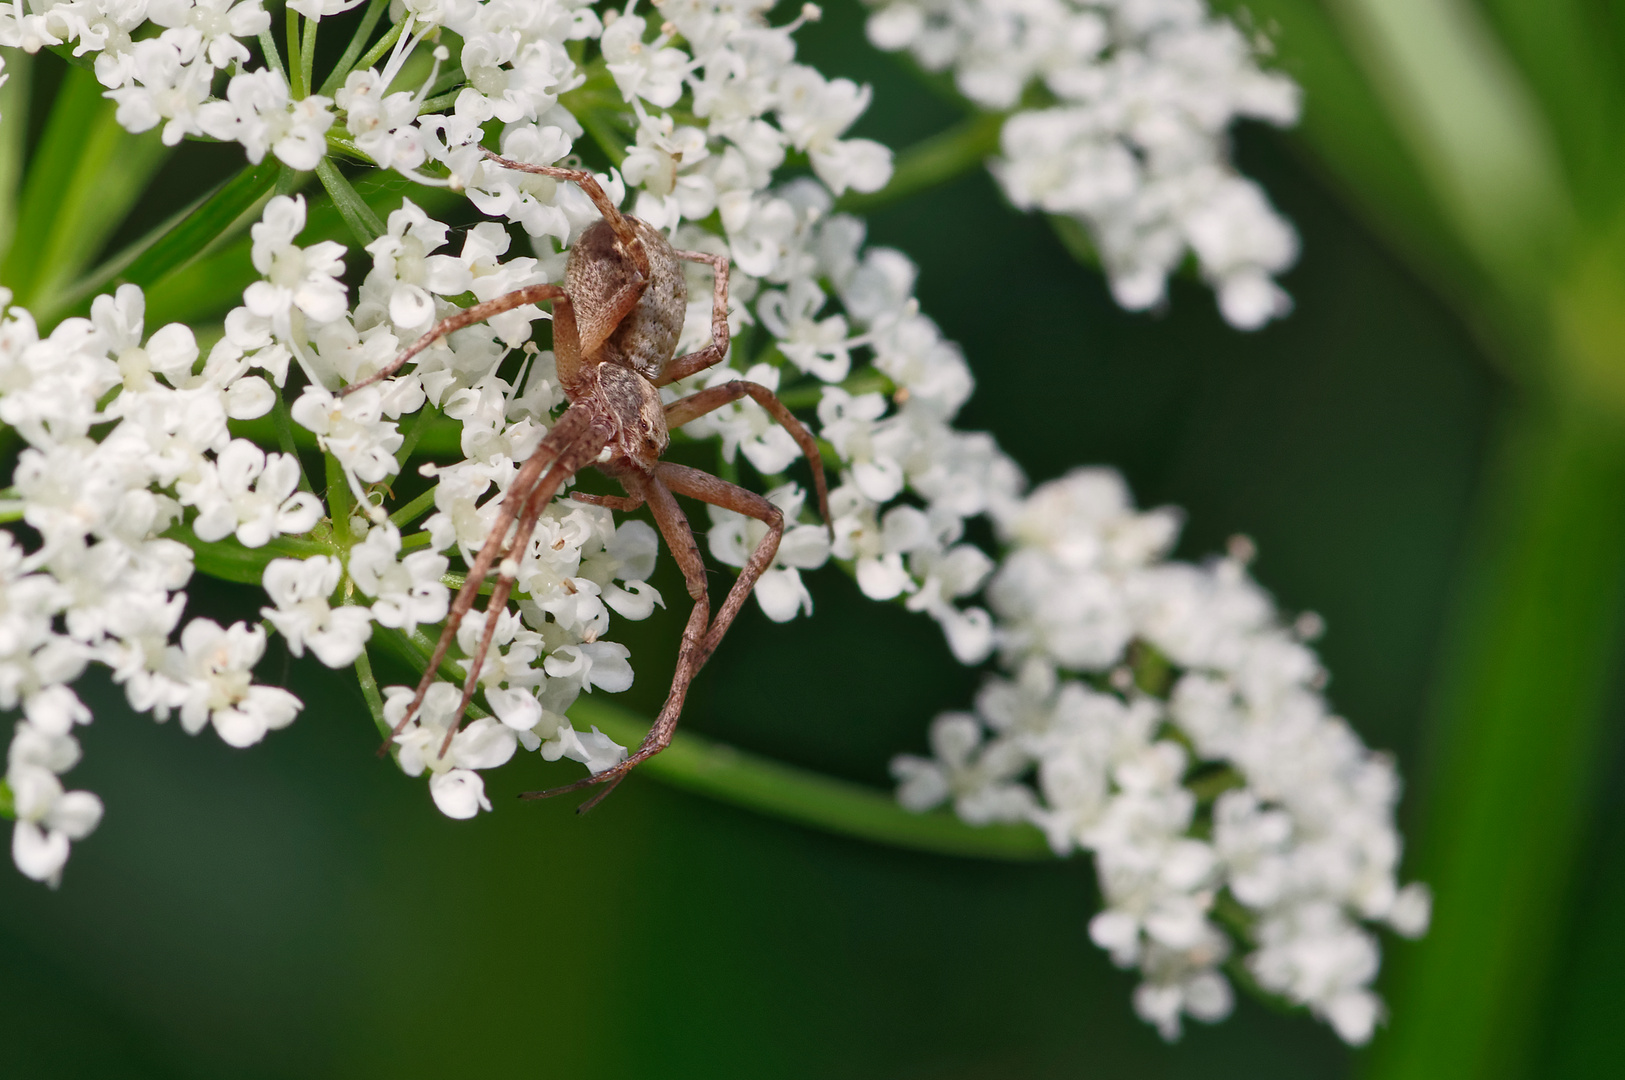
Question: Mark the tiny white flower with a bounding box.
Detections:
[260,556,373,668]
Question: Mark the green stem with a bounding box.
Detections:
[774,367,892,412]
[319,0,392,95]
[300,11,319,100]
[569,698,1053,861]
[393,401,440,467]
[258,28,289,86]
[172,528,334,585]
[1367,401,1625,1080]
[365,601,1051,860]
[287,9,307,98]
[271,391,314,493]
[414,90,463,116]
[325,452,359,548]
[388,487,438,529]
[352,17,407,85]
[353,645,390,739]
[834,110,1006,216]
[315,156,385,245]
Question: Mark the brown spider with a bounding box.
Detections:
[343,150,830,811]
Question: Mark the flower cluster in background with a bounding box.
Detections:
[0,282,291,886]
[893,468,1431,1042]
[0,0,1424,1047]
[863,0,1302,328]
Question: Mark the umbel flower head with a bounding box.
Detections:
[0,0,1422,1048]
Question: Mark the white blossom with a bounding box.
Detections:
[863,0,1301,328]
[260,556,373,668]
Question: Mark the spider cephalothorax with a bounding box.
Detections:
[345,152,830,809]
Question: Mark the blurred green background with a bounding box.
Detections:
[4,0,1625,1076]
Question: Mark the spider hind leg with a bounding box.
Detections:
[520,460,786,804]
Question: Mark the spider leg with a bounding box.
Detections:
[570,489,646,512]
[654,250,730,386]
[438,417,616,758]
[378,403,599,753]
[480,151,650,279]
[655,463,786,666]
[341,284,569,396]
[519,466,715,807]
[664,380,832,539]
[522,461,786,808]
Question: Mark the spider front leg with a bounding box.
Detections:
[342,284,570,395]
[665,379,833,537]
[481,150,650,279]
[522,461,785,810]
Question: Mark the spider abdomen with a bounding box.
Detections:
[566,217,687,380]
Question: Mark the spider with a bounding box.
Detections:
[344,150,831,811]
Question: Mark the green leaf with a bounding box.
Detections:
[0,777,13,820]
[1366,404,1625,1080]
[1476,0,1625,226]
[0,51,34,265]
[2,63,172,312]
[1318,0,1572,307]
[1212,0,1494,350]
[571,699,1056,862]
[57,158,283,317]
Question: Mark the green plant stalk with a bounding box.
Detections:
[175,530,334,585]
[393,403,442,468]
[325,451,359,548]
[319,0,392,96]
[287,9,307,97]
[835,110,1005,216]
[567,697,1054,861]
[352,17,407,86]
[353,644,390,740]
[1366,401,1625,1080]
[258,28,289,85]
[300,11,319,100]
[1324,0,1570,304]
[387,487,438,529]
[272,392,314,493]
[315,156,385,244]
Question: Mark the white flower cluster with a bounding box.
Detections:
[0,0,902,221]
[893,468,1430,1043]
[0,1,1430,1049]
[227,191,665,820]
[863,0,1302,328]
[0,281,306,886]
